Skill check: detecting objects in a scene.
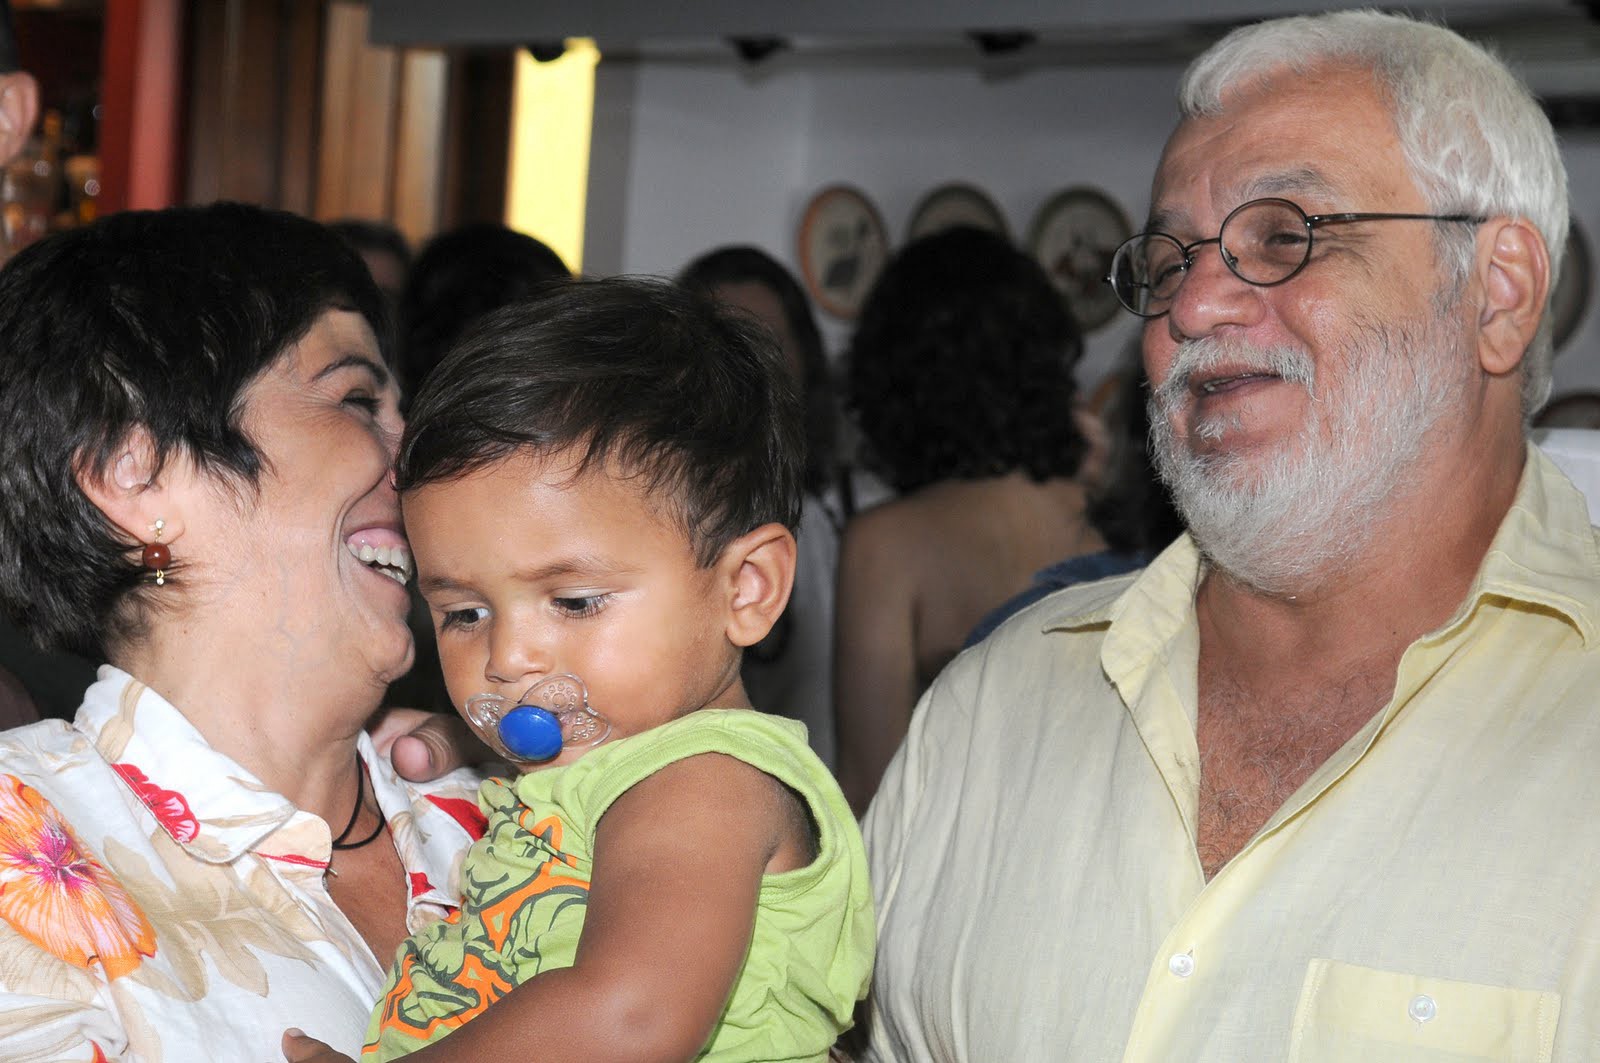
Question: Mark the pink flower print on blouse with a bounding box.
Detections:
[0,774,158,978]
[112,763,200,844]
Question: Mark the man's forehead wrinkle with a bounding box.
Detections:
[1148,112,1247,234]
[1152,156,1350,236]
[1239,169,1338,203]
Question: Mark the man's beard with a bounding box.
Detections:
[1147,309,1468,594]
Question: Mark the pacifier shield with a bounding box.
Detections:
[498,704,564,761]
[463,673,611,766]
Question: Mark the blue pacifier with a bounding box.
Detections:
[464,673,611,765]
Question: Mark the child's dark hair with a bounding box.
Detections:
[398,277,804,566]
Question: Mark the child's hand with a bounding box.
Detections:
[281,1027,357,1063]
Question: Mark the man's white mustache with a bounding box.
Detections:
[1153,337,1317,413]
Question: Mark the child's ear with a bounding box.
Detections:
[75,428,189,550]
[720,522,797,648]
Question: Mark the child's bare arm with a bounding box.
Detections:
[396,750,795,1063]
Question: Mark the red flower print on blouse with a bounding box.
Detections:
[0,774,157,978]
[409,871,433,898]
[426,794,488,840]
[112,763,200,844]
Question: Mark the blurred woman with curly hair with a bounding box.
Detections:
[835,226,1104,813]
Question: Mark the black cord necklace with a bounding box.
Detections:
[331,755,385,851]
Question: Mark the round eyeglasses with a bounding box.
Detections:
[1104,197,1485,319]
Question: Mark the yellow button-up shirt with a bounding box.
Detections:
[863,447,1599,1062]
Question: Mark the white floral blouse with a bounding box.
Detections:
[0,667,484,1061]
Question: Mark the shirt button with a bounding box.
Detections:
[1408,994,1437,1023]
[1168,952,1195,978]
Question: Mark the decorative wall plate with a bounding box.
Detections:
[1028,185,1133,332]
[798,184,890,320]
[906,182,1008,242]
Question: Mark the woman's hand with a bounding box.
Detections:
[369,707,493,782]
[281,1028,356,1063]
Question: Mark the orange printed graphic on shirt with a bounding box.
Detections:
[371,947,516,1049]
[516,809,578,867]
[368,810,590,1052]
[475,823,586,953]
[0,774,157,979]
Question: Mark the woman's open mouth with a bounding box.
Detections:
[345,535,413,586]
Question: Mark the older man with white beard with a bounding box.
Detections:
[859,11,1600,1062]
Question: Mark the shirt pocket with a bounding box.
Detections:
[1288,959,1560,1063]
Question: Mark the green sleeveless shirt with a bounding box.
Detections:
[365,709,874,1061]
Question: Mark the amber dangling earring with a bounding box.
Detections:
[142,519,171,586]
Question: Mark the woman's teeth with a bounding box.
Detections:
[347,540,413,585]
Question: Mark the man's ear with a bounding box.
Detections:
[721,522,797,649]
[74,428,186,550]
[1475,216,1550,378]
[0,72,39,170]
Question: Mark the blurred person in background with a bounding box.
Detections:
[679,245,888,768]
[327,218,412,323]
[964,356,1185,647]
[0,0,37,183]
[383,221,573,714]
[834,226,1104,813]
[397,221,570,399]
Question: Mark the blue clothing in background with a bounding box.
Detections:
[964,551,1150,649]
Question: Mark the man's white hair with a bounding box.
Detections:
[1180,9,1569,418]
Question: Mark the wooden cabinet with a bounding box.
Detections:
[185,0,512,243]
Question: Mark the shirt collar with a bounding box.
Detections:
[1041,536,1199,642]
[76,668,483,899]
[78,666,299,863]
[1450,444,1599,648]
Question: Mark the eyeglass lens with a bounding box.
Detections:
[1110,199,1313,318]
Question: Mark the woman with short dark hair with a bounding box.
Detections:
[834,226,1106,814]
[0,203,481,1060]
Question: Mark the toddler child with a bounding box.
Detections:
[284,277,873,1063]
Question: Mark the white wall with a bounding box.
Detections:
[585,53,1600,401]
[586,61,814,287]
